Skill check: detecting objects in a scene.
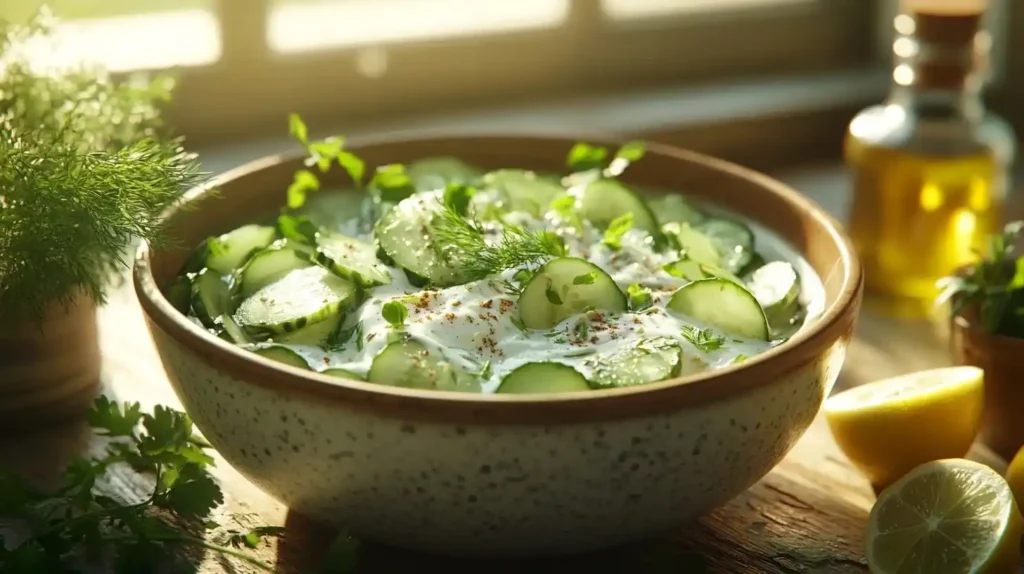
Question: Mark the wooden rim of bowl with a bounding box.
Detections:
[133,135,863,425]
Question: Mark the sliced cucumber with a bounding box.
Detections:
[497,362,590,394]
[320,368,364,380]
[748,261,801,331]
[697,218,755,274]
[667,278,769,340]
[650,195,706,226]
[367,339,480,392]
[579,179,660,234]
[253,346,310,369]
[219,313,253,344]
[238,246,312,298]
[314,231,391,287]
[206,224,278,275]
[165,276,193,315]
[586,337,683,390]
[276,313,341,346]
[480,169,564,217]
[518,257,627,330]
[662,222,720,267]
[234,266,359,334]
[375,193,467,287]
[191,269,231,328]
[405,157,483,192]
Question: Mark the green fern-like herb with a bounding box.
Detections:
[0,12,206,324]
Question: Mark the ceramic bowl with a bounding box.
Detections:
[134,135,862,557]
[950,310,1024,460]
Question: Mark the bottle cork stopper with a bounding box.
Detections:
[901,0,986,45]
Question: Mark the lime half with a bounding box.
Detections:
[867,459,1022,573]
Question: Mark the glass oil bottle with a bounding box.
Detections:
[844,0,1015,316]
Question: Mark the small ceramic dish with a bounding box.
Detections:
[950,309,1024,460]
[134,135,862,557]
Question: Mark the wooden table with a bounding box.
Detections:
[0,164,1010,573]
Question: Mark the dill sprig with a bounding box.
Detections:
[0,12,206,324]
[431,185,565,282]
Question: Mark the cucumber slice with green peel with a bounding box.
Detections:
[253,346,310,369]
[276,313,341,346]
[650,195,706,226]
[747,261,802,332]
[586,337,683,389]
[405,157,483,192]
[234,266,359,334]
[579,179,660,234]
[518,257,627,330]
[165,276,192,315]
[667,278,769,340]
[238,246,312,298]
[375,194,468,287]
[480,169,564,216]
[314,231,391,287]
[696,218,755,273]
[320,368,364,380]
[205,224,278,275]
[191,269,231,328]
[662,222,720,267]
[497,362,590,394]
[367,339,480,392]
[219,313,253,344]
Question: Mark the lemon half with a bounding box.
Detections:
[824,366,984,488]
[867,459,1021,574]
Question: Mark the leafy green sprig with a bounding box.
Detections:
[0,397,361,573]
[431,184,566,281]
[937,221,1024,334]
[0,13,206,324]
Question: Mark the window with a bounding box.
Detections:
[1,0,875,144]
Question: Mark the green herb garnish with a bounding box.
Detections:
[937,221,1024,335]
[369,163,416,203]
[573,272,597,285]
[565,141,646,177]
[287,113,364,206]
[477,359,493,380]
[382,301,408,327]
[573,319,590,342]
[627,283,653,312]
[0,15,206,324]
[681,324,725,352]
[277,213,319,244]
[603,212,634,250]
[431,185,565,281]
[0,396,293,572]
[546,286,564,305]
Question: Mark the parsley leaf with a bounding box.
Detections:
[87,396,143,437]
[681,325,725,352]
[603,212,634,250]
[382,301,408,327]
[573,272,596,285]
[369,164,416,203]
[287,169,320,209]
[276,213,319,244]
[566,142,609,172]
[627,283,653,312]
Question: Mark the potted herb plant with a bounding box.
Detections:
[938,221,1024,460]
[0,12,204,427]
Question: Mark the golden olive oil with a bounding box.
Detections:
[846,142,1001,303]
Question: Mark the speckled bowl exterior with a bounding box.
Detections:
[135,135,862,557]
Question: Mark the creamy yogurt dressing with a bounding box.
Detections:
[270,190,822,393]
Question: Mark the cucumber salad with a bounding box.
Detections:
[167,126,818,394]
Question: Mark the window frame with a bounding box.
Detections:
[161,0,875,144]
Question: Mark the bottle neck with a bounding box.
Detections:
[886,11,989,122]
[887,83,985,122]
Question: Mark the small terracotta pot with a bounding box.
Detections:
[0,292,101,431]
[950,311,1024,460]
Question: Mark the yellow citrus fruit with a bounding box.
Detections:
[824,366,983,488]
[1007,446,1024,511]
[867,459,1022,574]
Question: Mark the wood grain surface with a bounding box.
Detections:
[0,165,1012,573]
